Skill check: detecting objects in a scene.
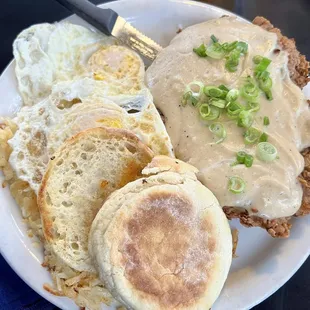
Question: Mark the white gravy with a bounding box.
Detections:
[146,17,310,219]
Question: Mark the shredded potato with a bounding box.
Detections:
[0,117,113,310]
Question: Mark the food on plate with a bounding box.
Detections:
[146,16,310,237]
[13,23,144,106]
[1,11,308,310]
[0,21,175,309]
[89,155,232,310]
[38,126,153,272]
[8,85,172,195]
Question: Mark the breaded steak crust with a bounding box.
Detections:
[223,17,310,238]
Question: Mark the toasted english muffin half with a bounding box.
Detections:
[89,156,232,310]
[38,127,153,272]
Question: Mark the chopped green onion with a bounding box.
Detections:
[210,98,226,109]
[218,84,230,92]
[186,81,204,97]
[236,151,246,164]
[240,77,260,102]
[256,142,277,162]
[204,86,224,98]
[184,81,204,106]
[194,39,248,71]
[228,176,245,194]
[225,42,248,72]
[237,110,254,128]
[264,89,273,101]
[222,41,238,52]
[253,55,263,64]
[209,122,227,144]
[236,41,248,54]
[258,75,272,90]
[193,44,207,57]
[226,101,244,119]
[256,70,270,80]
[181,91,198,107]
[258,76,273,100]
[246,101,260,112]
[225,49,241,72]
[207,106,221,120]
[259,132,268,142]
[226,89,239,102]
[244,154,254,167]
[211,34,218,43]
[244,127,262,144]
[205,42,226,59]
[232,151,254,167]
[263,116,270,126]
[182,81,204,106]
[254,56,271,73]
[253,56,273,100]
[199,104,221,120]
[199,104,210,118]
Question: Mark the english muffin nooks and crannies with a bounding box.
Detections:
[89,156,232,310]
[0,20,173,309]
[8,85,173,195]
[38,127,153,272]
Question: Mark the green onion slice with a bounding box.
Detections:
[246,101,260,112]
[193,44,207,57]
[204,86,224,98]
[259,132,268,142]
[181,91,198,107]
[185,81,204,98]
[238,110,254,128]
[228,176,246,194]
[244,127,262,144]
[205,42,226,59]
[263,116,270,126]
[256,142,277,162]
[226,101,244,119]
[222,41,238,52]
[236,41,248,54]
[258,76,273,100]
[210,98,227,109]
[253,55,263,64]
[225,49,241,72]
[254,56,271,73]
[264,89,273,101]
[199,105,221,121]
[232,151,254,167]
[209,122,227,144]
[244,154,254,167]
[240,77,260,102]
[225,42,248,72]
[211,34,218,43]
[199,103,210,119]
[226,89,239,102]
[218,84,230,92]
[236,151,246,164]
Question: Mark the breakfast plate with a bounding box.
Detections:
[0,0,310,309]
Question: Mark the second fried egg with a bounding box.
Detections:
[8,82,173,193]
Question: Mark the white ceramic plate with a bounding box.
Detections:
[0,0,309,309]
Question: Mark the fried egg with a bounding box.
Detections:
[13,23,144,106]
[9,82,173,193]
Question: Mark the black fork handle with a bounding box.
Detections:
[55,0,118,35]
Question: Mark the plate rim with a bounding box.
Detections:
[0,1,309,310]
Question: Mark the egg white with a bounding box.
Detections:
[9,81,173,193]
[13,22,145,106]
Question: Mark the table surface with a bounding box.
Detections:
[0,0,309,309]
